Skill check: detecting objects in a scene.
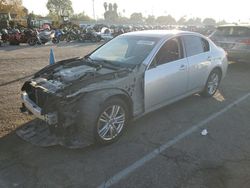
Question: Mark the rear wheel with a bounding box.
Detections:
[52,37,59,44]
[201,69,221,97]
[27,37,37,46]
[90,36,97,42]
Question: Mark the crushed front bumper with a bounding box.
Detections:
[19,92,93,148]
[21,92,58,125]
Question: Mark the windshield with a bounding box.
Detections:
[89,35,159,68]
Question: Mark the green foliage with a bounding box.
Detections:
[146,15,155,24]
[156,15,176,25]
[217,20,227,26]
[130,13,143,23]
[203,18,216,26]
[186,17,202,26]
[104,2,118,22]
[0,0,26,19]
[46,0,73,20]
[177,16,186,25]
[71,12,92,21]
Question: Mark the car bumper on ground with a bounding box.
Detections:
[21,92,58,125]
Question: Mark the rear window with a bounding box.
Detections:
[183,35,208,57]
[214,26,250,37]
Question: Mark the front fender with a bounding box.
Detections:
[80,88,132,108]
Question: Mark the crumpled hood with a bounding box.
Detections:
[23,57,130,96]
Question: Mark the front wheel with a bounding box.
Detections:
[201,69,221,97]
[79,97,129,145]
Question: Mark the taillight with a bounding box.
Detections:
[239,39,250,45]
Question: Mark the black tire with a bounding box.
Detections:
[78,96,129,145]
[52,37,59,44]
[90,36,97,42]
[27,37,37,46]
[201,69,221,97]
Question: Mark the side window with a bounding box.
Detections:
[201,38,210,52]
[152,37,183,67]
[183,35,206,57]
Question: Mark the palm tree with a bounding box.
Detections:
[113,3,118,13]
[108,3,112,11]
[103,2,107,12]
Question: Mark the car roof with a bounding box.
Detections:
[122,30,199,38]
[217,24,250,29]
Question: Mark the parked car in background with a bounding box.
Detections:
[209,24,250,62]
[19,30,228,147]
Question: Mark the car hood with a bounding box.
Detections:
[22,57,131,97]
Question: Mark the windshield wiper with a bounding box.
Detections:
[84,56,103,70]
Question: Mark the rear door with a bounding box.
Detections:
[182,35,211,91]
[144,37,188,110]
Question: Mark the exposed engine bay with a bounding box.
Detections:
[18,57,139,148]
[27,58,121,93]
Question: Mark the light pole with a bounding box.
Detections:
[92,0,96,20]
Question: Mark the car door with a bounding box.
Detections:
[182,35,211,92]
[144,37,188,110]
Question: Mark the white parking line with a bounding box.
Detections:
[98,92,250,188]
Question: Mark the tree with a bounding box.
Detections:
[203,18,216,26]
[217,20,227,26]
[177,16,186,25]
[108,3,112,11]
[46,0,73,20]
[130,12,143,23]
[118,16,129,24]
[186,17,202,26]
[113,3,117,12]
[146,15,155,25]
[71,12,92,21]
[104,2,118,22]
[0,0,26,19]
[156,15,176,25]
[103,2,107,11]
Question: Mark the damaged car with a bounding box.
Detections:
[19,30,228,148]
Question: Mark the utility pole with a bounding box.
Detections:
[92,0,96,20]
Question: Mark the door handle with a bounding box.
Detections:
[207,56,212,61]
[179,64,186,70]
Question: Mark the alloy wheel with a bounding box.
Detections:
[97,105,126,141]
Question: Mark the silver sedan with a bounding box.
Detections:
[20,30,228,146]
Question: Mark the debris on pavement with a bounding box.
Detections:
[201,129,208,136]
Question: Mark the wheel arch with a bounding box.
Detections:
[211,66,222,80]
[81,88,133,118]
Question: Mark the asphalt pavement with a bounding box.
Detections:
[0,43,250,188]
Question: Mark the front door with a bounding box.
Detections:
[144,37,188,110]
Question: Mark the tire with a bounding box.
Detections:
[79,97,129,145]
[66,36,71,42]
[52,37,59,44]
[27,37,37,46]
[90,36,97,42]
[201,69,221,97]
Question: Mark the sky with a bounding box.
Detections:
[23,0,250,23]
